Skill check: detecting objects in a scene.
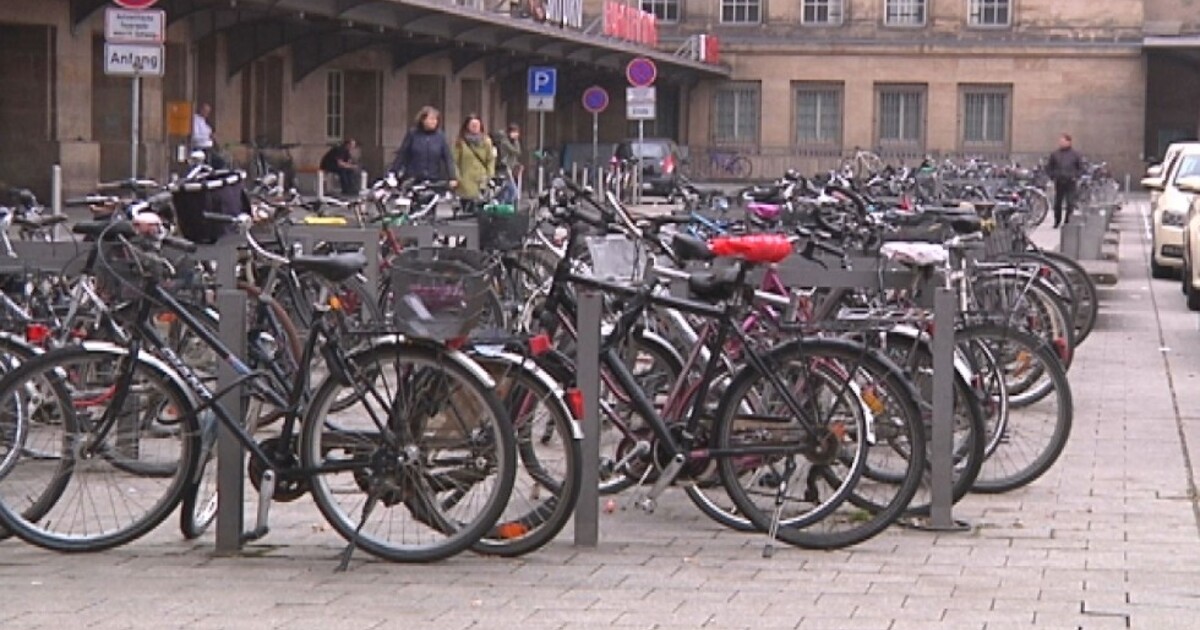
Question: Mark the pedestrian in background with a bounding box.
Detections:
[495,123,523,204]
[453,114,495,216]
[1046,132,1085,228]
[191,103,225,168]
[320,138,361,195]
[389,106,457,187]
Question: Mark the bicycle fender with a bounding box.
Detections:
[80,340,202,409]
[353,335,497,389]
[471,348,582,441]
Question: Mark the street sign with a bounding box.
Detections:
[582,86,609,114]
[103,42,165,76]
[527,67,557,97]
[626,86,655,120]
[626,57,657,87]
[528,94,554,112]
[112,0,160,8]
[105,8,166,44]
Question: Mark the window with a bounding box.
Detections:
[961,85,1010,149]
[713,83,760,145]
[641,0,680,22]
[720,0,761,24]
[884,0,925,26]
[968,0,1010,26]
[802,0,843,25]
[876,84,925,149]
[325,70,343,141]
[793,83,842,148]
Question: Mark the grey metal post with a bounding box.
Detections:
[592,112,599,189]
[573,290,602,546]
[131,75,141,179]
[50,165,64,240]
[1059,222,1082,259]
[538,111,546,195]
[928,286,957,529]
[212,246,248,555]
[635,120,644,205]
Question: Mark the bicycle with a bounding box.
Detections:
[706,149,753,179]
[0,216,518,564]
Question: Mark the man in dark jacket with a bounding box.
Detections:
[389,106,458,187]
[1046,133,1085,228]
[320,138,360,195]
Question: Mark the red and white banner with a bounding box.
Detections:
[698,34,720,64]
[603,2,658,47]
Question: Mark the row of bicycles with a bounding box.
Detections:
[0,162,1091,564]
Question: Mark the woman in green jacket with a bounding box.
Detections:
[452,114,495,216]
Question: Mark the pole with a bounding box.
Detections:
[50,165,63,241]
[131,75,141,179]
[592,112,599,190]
[538,111,546,194]
[635,119,644,204]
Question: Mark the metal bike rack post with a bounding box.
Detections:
[201,241,249,555]
[927,285,961,530]
[573,289,603,547]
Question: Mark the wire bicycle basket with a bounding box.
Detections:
[386,247,497,341]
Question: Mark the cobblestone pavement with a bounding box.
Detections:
[3,200,1200,629]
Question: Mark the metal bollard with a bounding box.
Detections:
[1060,222,1082,259]
[573,290,602,547]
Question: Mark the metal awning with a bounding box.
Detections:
[71,0,729,84]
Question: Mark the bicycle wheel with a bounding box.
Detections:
[962,324,1073,493]
[714,338,926,550]
[302,340,516,562]
[471,352,581,557]
[0,344,200,552]
[730,156,753,179]
[1021,187,1051,228]
[1037,250,1100,344]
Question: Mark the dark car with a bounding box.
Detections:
[614,138,683,197]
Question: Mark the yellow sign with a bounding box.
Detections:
[167,101,192,137]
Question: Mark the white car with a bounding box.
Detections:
[1142,142,1200,278]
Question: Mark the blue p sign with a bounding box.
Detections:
[528,67,557,96]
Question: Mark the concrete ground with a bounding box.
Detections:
[3,200,1200,629]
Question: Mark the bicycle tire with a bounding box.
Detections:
[731,156,753,180]
[963,324,1073,493]
[714,338,926,550]
[471,352,581,557]
[0,344,200,552]
[302,340,516,562]
[1036,250,1100,344]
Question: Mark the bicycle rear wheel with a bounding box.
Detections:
[302,341,516,562]
[0,344,200,552]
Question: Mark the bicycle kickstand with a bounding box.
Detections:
[763,457,798,559]
[242,470,275,544]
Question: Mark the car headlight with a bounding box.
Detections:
[1163,210,1187,227]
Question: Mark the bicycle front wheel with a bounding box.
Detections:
[302,341,516,562]
[0,343,200,552]
[714,338,926,550]
[730,156,753,179]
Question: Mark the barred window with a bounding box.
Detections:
[884,0,925,26]
[968,0,1010,26]
[876,85,925,148]
[721,0,761,23]
[961,86,1010,148]
[325,70,343,141]
[794,83,842,148]
[713,84,760,144]
[641,0,680,22]
[802,0,843,25]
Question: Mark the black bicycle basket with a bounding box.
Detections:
[387,247,496,341]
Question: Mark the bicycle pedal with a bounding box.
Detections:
[762,544,775,559]
[634,497,657,513]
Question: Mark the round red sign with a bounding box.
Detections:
[112,0,159,9]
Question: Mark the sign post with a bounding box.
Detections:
[625,57,657,204]
[527,66,557,194]
[582,86,609,190]
[105,2,165,179]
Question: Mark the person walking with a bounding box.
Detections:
[389,106,457,187]
[191,103,225,168]
[1046,133,1085,228]
[452,114,495,216]
[494,123,523,204]
[319,138,361,195]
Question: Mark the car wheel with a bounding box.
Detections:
[1184,261,1191,295]
[1187,272,1200,311]
[1151,241,1172,279]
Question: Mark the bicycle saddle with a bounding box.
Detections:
[290,252,368,283]
[14,214,67,229]
[687,265,742,303]
[672,233,714,262]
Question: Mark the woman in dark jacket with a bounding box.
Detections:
[389,106,458,187]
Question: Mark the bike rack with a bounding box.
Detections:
[571,257,966,547]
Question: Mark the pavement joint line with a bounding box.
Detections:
[1135,205,1200,541]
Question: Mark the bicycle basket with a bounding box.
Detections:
[388,247,497,341]
[584,234,645,285]
[171,170,249,244]
[477,203,530,252]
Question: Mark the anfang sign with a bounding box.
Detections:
[104,42,165,76]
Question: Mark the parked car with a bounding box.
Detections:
[1142,141,1200,278]
[1176,174,1200,309]
[614,138,683,197]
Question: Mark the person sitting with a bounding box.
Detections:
[320,138,361,195]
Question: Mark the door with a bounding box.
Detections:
[0,23,55,198]
[344,70,382,178]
